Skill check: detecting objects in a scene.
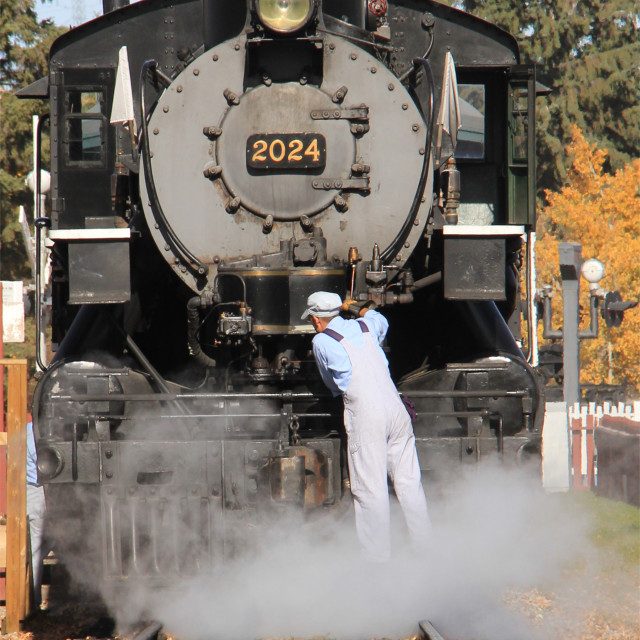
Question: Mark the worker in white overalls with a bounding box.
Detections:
[302,291,431,562]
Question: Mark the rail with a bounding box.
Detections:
[419,620,447,640]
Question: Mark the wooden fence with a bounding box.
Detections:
[0,359,29,632]
[569,401,640,504]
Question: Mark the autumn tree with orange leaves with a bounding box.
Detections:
[535,126,640,391]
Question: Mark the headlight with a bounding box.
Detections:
[256,0,314,34]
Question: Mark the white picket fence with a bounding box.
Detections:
[568,401,640,490]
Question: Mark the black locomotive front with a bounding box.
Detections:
[19,0,544,586]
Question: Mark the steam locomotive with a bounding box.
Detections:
[19,0,544,584]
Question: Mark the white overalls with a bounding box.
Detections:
[324,321,431,562]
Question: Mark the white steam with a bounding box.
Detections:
[103,462,592,640]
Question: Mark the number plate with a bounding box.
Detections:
[246,133,326,170]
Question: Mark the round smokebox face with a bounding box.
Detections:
[216,83,355,220]
[141,35,431,293]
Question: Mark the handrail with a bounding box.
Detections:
[34,114,51,372]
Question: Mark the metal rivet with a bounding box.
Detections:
[153,128,159,135]
[402,103,408,110]
[405,242,410,248]
[329,43,335,50]
[213,54,219,61]
[412,124,419,131]
[419,148,425,155]
[263,215,274,233]
[350,53,357,60]
[163,105,169,113]
[226,196,241,213]
[371,67,377,74]
[105,449,113,458]
[193,68,200,76]
[106,471,113,479]
[234,43,240,50]
[414,219,421,226]
[388,83,395,91]
[334,195,348,212]
[177,85,183,93]
[164,244,170,251]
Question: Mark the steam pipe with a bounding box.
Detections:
[124,333,173,395]
[411,271,442,292]
[187,296,217,368]
[122,331,191,416]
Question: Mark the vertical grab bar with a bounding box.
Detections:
[34,114,51,372]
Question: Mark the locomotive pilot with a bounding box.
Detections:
[302,291,431,562]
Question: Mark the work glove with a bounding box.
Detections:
[340,299,377,316]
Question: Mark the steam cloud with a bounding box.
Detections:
[100,463,591,640]
[43,364,595,639]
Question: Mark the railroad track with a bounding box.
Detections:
[68,618,163,640]
[419,620,447,640]
[65,614,444,640]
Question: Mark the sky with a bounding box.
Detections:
[34,0,111,27]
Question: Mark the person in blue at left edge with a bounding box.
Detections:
[302,291,431,563]
[27,419,46,608]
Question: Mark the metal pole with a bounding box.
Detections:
[558,242,582,407]
[527,231,539,366]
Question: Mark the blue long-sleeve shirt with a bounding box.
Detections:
[27,422,39,486]
[312,310,390,396]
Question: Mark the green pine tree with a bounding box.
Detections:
[451,0,640,197]
[0,0,64,280]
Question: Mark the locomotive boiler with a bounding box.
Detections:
[19,0,544,585]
